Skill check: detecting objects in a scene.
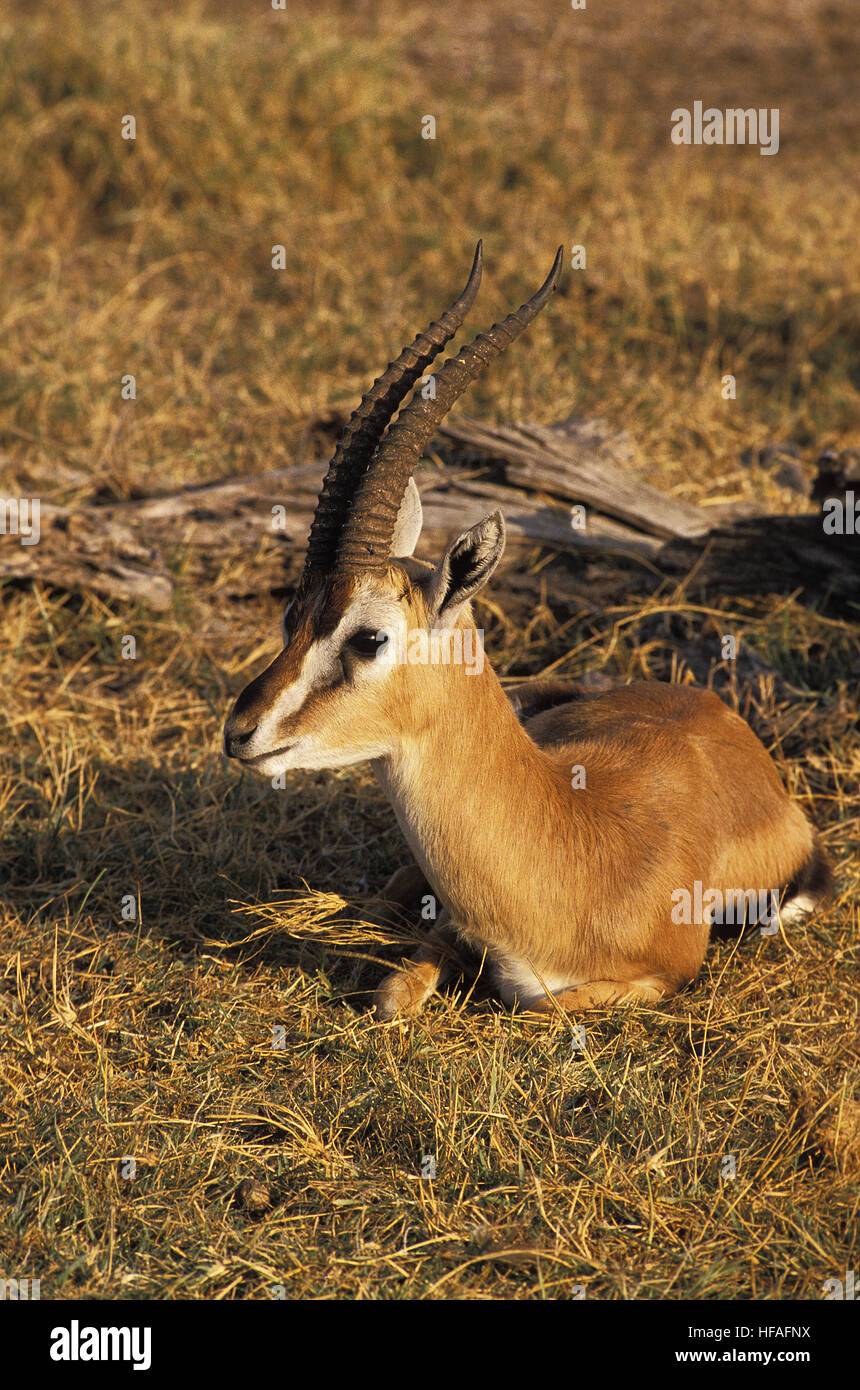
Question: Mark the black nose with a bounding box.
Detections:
[223,719,257,760]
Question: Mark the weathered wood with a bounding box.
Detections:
[659,513,860,608]
[0,501,173,610]
[437,415,712,540]
[83,446,666,563]
[6,416,856,614]
[99,465,323,549]
[437,479,662,557]
[102,469,662,561]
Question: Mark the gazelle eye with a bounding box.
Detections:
[347,629,389,659]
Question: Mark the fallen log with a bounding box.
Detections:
[1,427,669,606]
[100,449,666,558]
[3,417,857,615]
[0,500,173,611]
[437,415,713,539]
[658,513,860,609]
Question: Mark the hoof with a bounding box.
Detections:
[373,969,427,1021]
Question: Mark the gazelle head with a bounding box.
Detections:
[223,244,562,779]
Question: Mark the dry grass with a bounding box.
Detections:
[0,0,858,1300]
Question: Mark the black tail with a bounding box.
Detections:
[784,834,833,907]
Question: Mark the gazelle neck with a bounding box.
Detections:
[373,646,573,959]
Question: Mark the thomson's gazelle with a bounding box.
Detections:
[224,245,830,1017]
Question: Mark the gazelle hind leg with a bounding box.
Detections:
[364,863,431,923]
[521,977,670,1015]
[376,862,431,909]
[373,915,462,1021]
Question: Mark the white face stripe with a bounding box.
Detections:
[253,643,317,745]
[248,588,406,757]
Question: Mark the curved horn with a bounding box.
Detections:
[336,246,564,573]
[300,243,483,586]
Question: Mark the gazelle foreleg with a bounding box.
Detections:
[373,914,464,1020]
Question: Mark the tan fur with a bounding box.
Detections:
[225,556,828,1019]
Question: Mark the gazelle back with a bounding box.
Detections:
[224,246,830,1018]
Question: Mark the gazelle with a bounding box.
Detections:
[224,245,831,1018]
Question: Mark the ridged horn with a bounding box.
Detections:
[299,242,483,587]
[335,246,563,573]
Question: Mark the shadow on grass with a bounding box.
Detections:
[0,749,431,1008]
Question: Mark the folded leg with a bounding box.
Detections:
[521,977,669,1015]
[373,915,464,1020]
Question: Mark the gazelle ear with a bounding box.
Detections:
[425,510,506,626]
[390,477,423,558]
